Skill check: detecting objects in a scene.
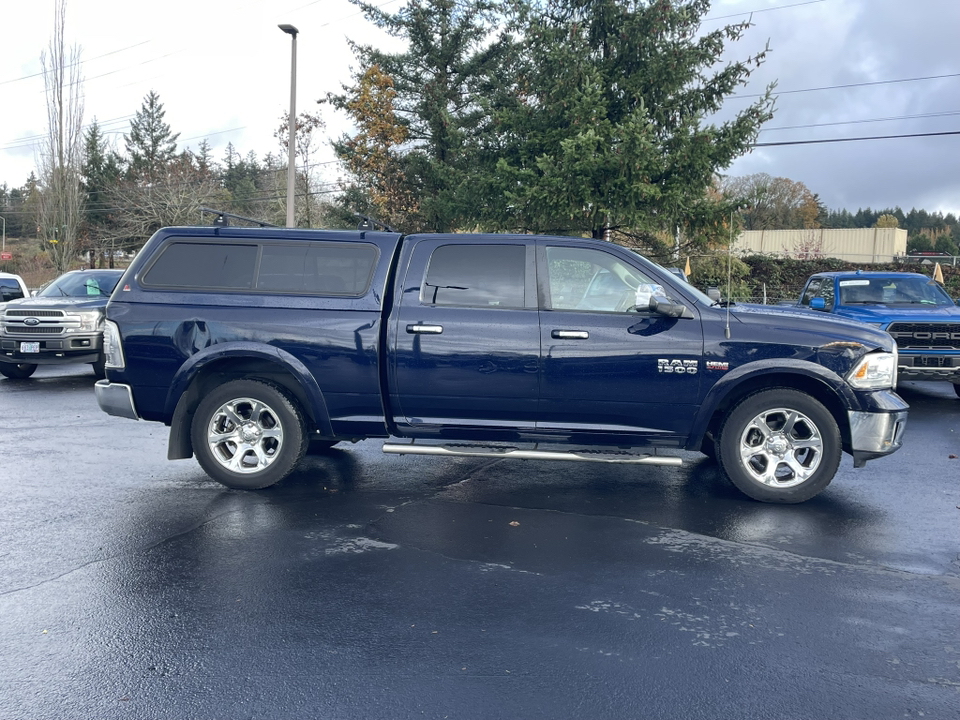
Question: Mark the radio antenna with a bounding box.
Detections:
[725,209,734,339]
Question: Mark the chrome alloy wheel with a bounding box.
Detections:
[738,407,824,488]
[206,396,285,474]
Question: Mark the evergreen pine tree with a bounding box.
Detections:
[486,0,775,247]
[125,91,180,183]
[332,0,515,232]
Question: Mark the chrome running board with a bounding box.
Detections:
[382,442,682,466]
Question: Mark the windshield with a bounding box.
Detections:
[38,271,121,298]
[837,276,954,307]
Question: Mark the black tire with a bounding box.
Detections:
[717,388,841,504]
[92,356,106,380]
[191,379,308,490]
[953,383,960,399]
[699,432,718,462]
[307,439,340,455]
[0,363,38,379]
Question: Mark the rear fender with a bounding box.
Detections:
[165,342,332,460]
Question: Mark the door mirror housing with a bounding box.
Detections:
[706,287,722,303]
[810,297,827,310]
[648,295,694,319]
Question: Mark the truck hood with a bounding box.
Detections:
[4,296,108,311]
[833,304,960,324]
[730,302,895,351]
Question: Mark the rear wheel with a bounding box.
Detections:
[953,383,960,399]
[717,388,841,504]
[191,379,307,490]
[0,363,38,379]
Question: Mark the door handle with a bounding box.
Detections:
[407,324,443,334]
[552,330,589,339]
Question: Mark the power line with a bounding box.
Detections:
[760,109,960,132]
[733,71,960,99]
[0,40,151,86]
[753,129,960,147]
[704,0,827,22]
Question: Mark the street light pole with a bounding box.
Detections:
[279,24,299,228]
[0,215,5,252]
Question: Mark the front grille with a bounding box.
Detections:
[6,326,64,335]
[887,322,960,350]
[5,309,65,317]
[913,356,956,368]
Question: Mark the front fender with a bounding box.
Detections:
[687,358,858,449]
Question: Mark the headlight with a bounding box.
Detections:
[847,351,897,389]
[69,309,104,331]
[102,319,125,369]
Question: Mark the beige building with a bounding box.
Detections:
[734,228,908,263]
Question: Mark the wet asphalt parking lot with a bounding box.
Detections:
[1,366,959,720]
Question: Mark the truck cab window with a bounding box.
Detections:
[422,244,526,308]
[0,282,25,302]
[545,246,658,313]
[800,278,822,307]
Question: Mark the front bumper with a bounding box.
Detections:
[848,407,908,468]
[2,332,103,365]
[95,380,140,420]
[897,355,960,381]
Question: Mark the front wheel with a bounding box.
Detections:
[0,363,38,379]
[191,379,308,490]
[92,356,106,380]
[717,388,841,504]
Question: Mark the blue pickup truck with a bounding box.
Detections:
[795,271,960,397]
[94,227,908,503]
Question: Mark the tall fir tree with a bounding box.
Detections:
[82,118,123,229]
[331,0,516,232]
[124,91,180,183]
[484,0,775,248]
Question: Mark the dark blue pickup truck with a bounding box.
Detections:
[795,271,960,397]
[95,227,908,503]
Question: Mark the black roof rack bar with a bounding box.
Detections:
[355,213,396,233]
[199,208,279,228]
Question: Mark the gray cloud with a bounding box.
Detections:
[717,0,960,215]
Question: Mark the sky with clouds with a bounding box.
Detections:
[2,0,959,217]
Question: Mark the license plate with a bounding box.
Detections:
[20,342,40,353]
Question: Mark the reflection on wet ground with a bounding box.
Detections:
[1,368,958,719]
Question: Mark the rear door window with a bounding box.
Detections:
[421,244,526,308]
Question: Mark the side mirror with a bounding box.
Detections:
[707,287,721,303]
[810,297,826,310]
[648,295,694,319]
